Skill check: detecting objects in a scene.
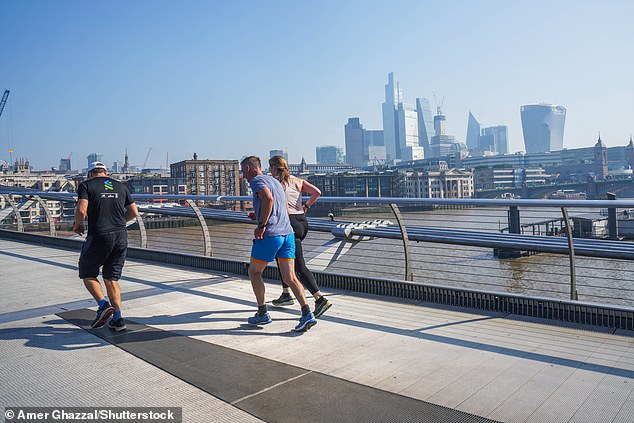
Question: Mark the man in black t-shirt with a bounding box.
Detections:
[74,162,138,331]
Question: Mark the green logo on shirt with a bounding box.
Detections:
[104,180,114,191]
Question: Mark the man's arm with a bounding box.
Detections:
[73,199,89,235]
[254,187,273,239]
[124,203,139,221]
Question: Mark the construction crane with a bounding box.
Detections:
[1,90,12,163]
[433,93,445,116]
[0,90,9,119]
[142,147,152,169]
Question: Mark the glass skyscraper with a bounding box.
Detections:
[269,149,288,161]
[520,104,566,153]
[429,111,457,158]
[483,125,509,155]
[316,145,344,164]
[397,102,422,161]
[381,73,402,162]
[344,118,365,166]
[87,153,103,167]
[466,112,481,152]
[416,98,434,159]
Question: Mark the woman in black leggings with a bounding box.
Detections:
[268,155,332,318]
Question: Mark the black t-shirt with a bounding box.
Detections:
[77,176,134,235]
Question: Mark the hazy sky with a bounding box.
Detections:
[1,0,633,170]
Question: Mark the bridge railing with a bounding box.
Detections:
[2,190,634,310]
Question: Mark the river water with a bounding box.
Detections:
[123,206,634,308]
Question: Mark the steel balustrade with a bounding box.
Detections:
[1,194,24,232]
[2,190,634,314]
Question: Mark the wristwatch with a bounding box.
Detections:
[257,222,267,229]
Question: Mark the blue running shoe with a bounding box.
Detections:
[91,301,114,329]
[247,312,272,325]
[294,312,317,332]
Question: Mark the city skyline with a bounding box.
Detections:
[1,1,633,170]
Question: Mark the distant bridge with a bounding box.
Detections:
[475,178,634,199]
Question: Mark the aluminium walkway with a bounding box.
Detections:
[1,238,634,422]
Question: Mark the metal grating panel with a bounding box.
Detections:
[59,308,499,423]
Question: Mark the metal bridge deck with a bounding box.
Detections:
[2,238,634,422]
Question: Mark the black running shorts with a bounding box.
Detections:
[78,230,128,280]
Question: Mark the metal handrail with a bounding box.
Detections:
[4,189,634,208]
[2,189,634,303]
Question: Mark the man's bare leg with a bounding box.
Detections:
[248,261,268,306]
[83,278,105,302]
[277,259,308,307]
[84,277,113,328]
[104,279,122,312]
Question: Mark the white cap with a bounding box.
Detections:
[87,161,107,172]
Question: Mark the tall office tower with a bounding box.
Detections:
[484,125,509,154]
[344,118,365,166]
[316,145,344,164]
[416,98,435,159]
[59,158,71,172]
[482,125,509,155]
[381,73,402,162]
[364,130,384,148]
[336,146,345,164]
[429,107,457,158]
[364,130,385,165]
[520,103,566,153]
[269,149,288,161]
[466,112,481,153]
[478,132,495,154]
[111,160,122,173]
[86,153,103,167]
[398,102,422,161]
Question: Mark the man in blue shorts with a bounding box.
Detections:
[240,156,317,332]
[73,162,139,331]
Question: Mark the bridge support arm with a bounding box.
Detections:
[560,207,578,301]
[31,195,56,237]
[389,203,413,281]
[2,194,24,232]
[137,215,148,248]
[186,198,212,256]
[607,192,618,240]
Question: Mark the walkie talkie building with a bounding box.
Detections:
[520,104,566,153]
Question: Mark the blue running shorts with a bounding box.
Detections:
[250,234,295,265]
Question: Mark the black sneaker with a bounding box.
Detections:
[272,294,294,306]
[314,298,332,318]
[108,317,127,332]
[91,302,114,328]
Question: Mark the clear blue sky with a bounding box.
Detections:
[1,0,633,170]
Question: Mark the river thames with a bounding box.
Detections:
[114,205,634,308]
